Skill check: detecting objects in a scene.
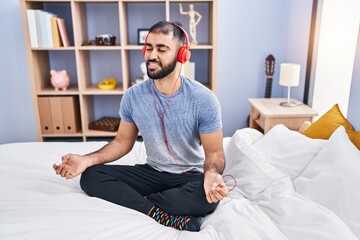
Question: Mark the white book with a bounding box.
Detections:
[34,10,44,47]
[26,9,38,48]
[38,10,50,47]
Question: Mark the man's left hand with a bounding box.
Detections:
[204,171,229,203]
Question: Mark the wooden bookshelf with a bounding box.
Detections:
[19,0,218,141]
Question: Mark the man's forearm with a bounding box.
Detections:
[204,151,225,175]
[85,138,134,166]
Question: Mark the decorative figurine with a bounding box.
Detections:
[50,69,71,91]
[179,3,202,45]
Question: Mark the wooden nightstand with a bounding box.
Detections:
[248,98,318,133]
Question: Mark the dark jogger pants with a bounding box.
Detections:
[80,164,218,217]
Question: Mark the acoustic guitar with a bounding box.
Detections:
[264,54,275,98]
[246,54,276,127]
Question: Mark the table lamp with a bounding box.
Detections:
[279,63,300,107]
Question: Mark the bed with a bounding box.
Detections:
[1,120,360,239]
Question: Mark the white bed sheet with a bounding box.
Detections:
[0,127,358,240]
[0,141,282,240]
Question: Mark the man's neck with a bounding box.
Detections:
[154,69,182,95]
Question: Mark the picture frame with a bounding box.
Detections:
[138,29,149,45]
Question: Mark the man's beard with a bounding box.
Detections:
[147,57,178,80]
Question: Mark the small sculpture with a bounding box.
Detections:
[50,69,71,91]
[179,3,202,45]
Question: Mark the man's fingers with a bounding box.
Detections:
[205,173,230,203]
[65,168,77,179]
[60,165,73,178]
[61,154,71,163]
[208,192,217,203]
[207,186,228,203]
[55,163,64,175]
[54,154,78,179]
[216,185,229,197]
[207,188,223,203]
[56,163,70,178]
[60,165,67,177]
[206,190,218,203]
[65,171,73,179]
[205,188,213,203]
[211,190,223,202]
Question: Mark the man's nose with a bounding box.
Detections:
[148,50,158,60]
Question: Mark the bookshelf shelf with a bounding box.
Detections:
[38,86,79,95]
[20,0,218,141]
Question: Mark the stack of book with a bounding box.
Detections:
[26,9,70,48]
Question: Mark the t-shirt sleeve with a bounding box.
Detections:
[119,89,134,123]
[198,92,222,133]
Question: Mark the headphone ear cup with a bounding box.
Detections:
[177,46,191,63]
[142,45,146,56]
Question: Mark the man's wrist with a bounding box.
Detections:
[84,154,97,167]
[204,169,218,174]
[204,163,224,175]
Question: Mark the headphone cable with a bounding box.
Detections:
[149,65,237,191]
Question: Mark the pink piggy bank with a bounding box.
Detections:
[50,69,71,91]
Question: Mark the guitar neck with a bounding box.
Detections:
[264,54,275,99]
[264,76,273,98]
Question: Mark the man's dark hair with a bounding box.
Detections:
[148,21,185,45]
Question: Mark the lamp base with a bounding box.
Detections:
[280,101,297,107]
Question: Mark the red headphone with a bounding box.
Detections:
[142,23,191,64]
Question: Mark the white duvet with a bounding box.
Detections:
[0,125,358,240]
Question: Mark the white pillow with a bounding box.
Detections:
[293,126,360,238]
[253,124,326,179]
[113,141,147,165]
[223,128,292,200]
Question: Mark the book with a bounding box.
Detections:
[56,18,70,47]
[50,17,62,47]
[28,10,60,48]
[26,9,38,48]
[38,10,50,47]
[33,10,44,47]
[45,12,56,48]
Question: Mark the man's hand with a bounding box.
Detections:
[53,154,90,179]
[204,171,229,203]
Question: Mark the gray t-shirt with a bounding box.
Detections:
[119,76,222,173]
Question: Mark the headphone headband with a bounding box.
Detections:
[171,23,190,51]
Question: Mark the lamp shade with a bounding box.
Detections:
[279,63,301,87]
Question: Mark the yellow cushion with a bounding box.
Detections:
[302,104,360,150]
[350,131,360,150]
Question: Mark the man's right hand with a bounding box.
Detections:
[53,154,90,179]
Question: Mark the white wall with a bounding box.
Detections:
[217,0,313,136]
[348,26,360,130]
[3,0,360,143]
[0,0,313,143]
[0,0,37,143]
[309,0,360,117]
